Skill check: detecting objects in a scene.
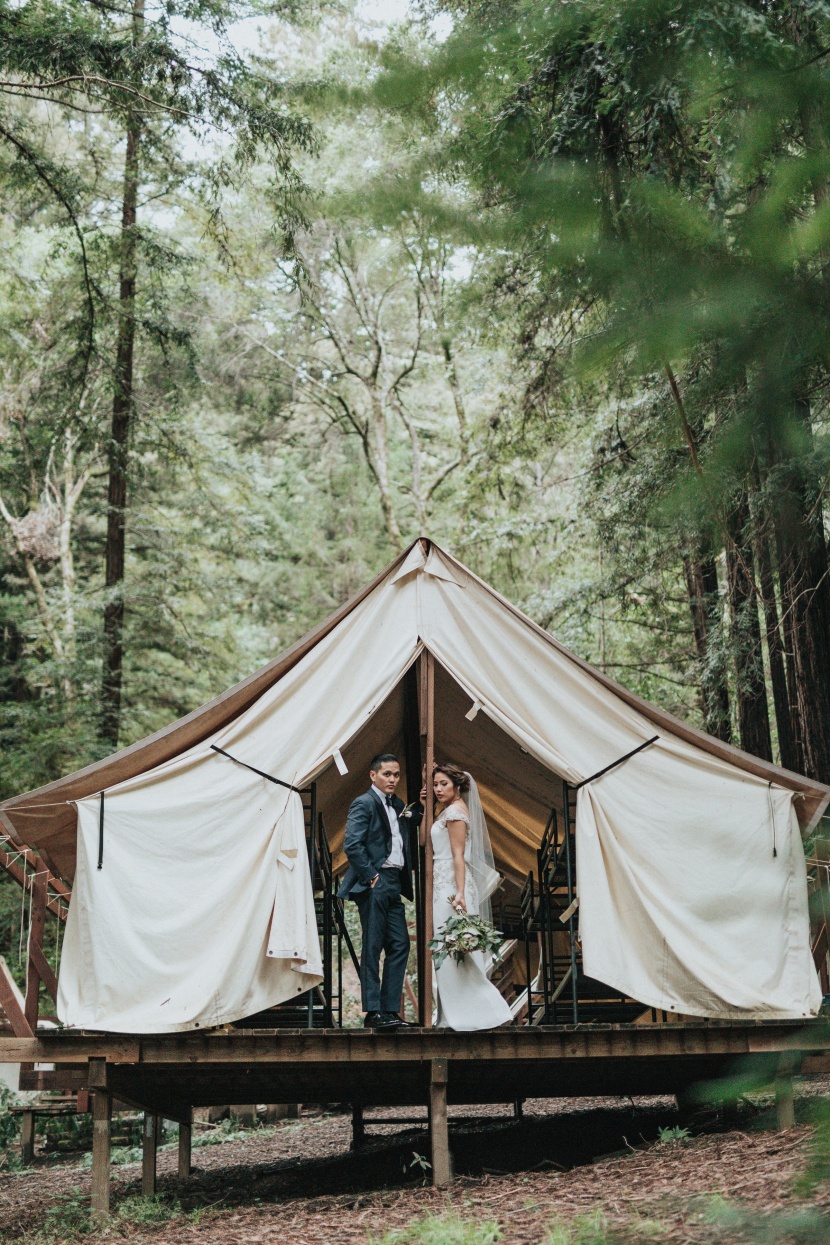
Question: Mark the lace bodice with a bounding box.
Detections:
[431,804,471,861]
[432,803,476,904]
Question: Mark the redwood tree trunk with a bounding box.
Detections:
[682,547,731,742]
[776,541,806,774]
[726,493,772,761]
[750,474,799,770]
[774,405,830,782]
[100,0,143,746]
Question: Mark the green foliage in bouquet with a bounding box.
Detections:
[428,912,504,970]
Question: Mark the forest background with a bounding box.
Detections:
[4,0,830,967]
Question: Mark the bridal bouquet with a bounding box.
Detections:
[428,907,504,969]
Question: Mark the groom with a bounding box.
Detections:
[337,754,422,1031]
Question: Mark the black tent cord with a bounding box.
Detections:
[210,745,302,793]
[95,738,654,874]
[97,790,105,870]
[573,735,659,791]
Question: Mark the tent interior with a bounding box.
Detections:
[307,656,599,1026]
[315,658,554,891]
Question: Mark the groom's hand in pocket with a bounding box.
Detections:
[370,874,380,888]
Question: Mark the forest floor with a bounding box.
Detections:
[3,1080,830,1245]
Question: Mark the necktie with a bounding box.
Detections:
[385,794,393,807]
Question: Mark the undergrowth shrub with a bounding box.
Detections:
[0,1084,21,1170]
[25,1190,185,1241]
[370,1213,501,1245]
[546,1210,613,1245]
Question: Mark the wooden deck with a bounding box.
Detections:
[3,1019,829,1213]
[3,1018,829,1115]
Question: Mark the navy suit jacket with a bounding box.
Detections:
[337,789,421,902]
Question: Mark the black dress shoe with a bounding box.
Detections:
[364,1011,400,1031]
[384,1012,415,1027]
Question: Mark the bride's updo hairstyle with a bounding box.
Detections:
[433,763,470,795]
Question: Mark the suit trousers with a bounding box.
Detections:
[354,868,410,1013]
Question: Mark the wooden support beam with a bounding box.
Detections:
[1,1019,829,1067]
[0,843,70,920]
[142,1112,158,1196]
[29,940,58,1004]
[429,1058,451,1187]
[91,1089,112,1222]
[0,957,33,1038]
[421,651,435,1028]
[20,1109,35,1166]
[24,872,48,1032]
[177,1109,192,1179]
[776,1076,795,1130]
[88,1056,108,1089]
[776,1050,798,1130]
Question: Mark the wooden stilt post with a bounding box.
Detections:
[91,1088,112,1221]
[142,1112,158,1195]
[776,1076,795,1130]
[429,1058,451,1187]
[20,1110,35,1165]
[177,1110,192,1179]
[351,1103,365,1150]
[775,1051,798,1130]
[421,651,435,1027]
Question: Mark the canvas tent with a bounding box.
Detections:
[1,539,827,1033]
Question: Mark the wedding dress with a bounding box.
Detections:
[431,779,512,1032]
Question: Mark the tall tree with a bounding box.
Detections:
[0,0,315,746]
[372,0,830,774]
[101,0,144,745]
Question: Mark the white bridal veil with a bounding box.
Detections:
[464,773,501,923]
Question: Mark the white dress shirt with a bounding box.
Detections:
[372,784,405,869]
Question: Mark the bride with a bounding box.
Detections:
[427,763,512,1032]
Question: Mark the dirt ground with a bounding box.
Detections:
[3,1083,830,1244]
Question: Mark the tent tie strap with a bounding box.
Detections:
[97,791,105,870]
[573,735,659,792]
[210,745,301,793]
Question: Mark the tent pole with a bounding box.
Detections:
[403,664,425,1024]
[563,782,579,1025]
[307,783,317,1029]
[421,651,435,1028]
